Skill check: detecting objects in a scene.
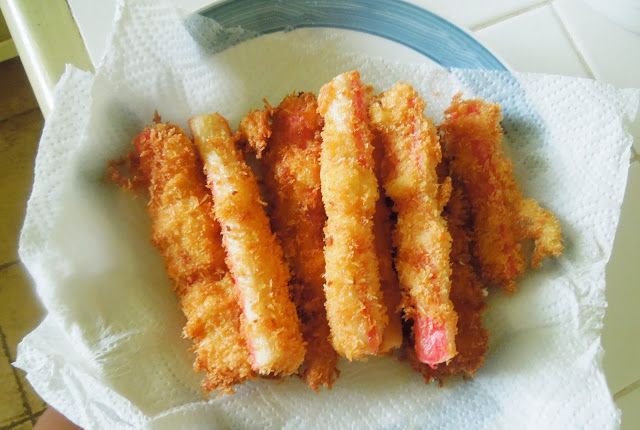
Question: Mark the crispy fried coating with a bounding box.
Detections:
[257,92,339,389]
[409,181,488,381]
[317,71,389,360]
[237,103,272,158]
[110,123,252,393]
[372,139,403,354]
[518,198,563,268]
[440,96,563,291]
[182,275,253,391]
[369,82,458,366]
[190,113,306,376]
[440,96,524,292]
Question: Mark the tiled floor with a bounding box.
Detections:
[0,57,46,429]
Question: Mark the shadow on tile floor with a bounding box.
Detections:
[0,57,47,429]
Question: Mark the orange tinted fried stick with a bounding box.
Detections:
[257,93,339,389]
[109,123,252,393]
[190,114,305,376]
[369,82,458,366]
[372,139,403,354]
[409,181,488,381]
[440,96,562,291]
[317,71,389,360]
[440,97,524,292]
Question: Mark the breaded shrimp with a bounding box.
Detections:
[317,71,389,360]
[372,138,403,354]
[440,96,563,291]
[190,113,306,376]
[108,123,252,392]
[369,82,458,366]
[256,92,339,389]
[409,181,488,381]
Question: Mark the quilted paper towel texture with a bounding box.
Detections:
[15,1,638,429]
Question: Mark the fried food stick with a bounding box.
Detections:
[108,123,252,393]
[369,82,458,366]
[440,96,563,291]
[373,139,403,354]
[248,92,339,389]
[190,113,305,376]
[317,71,389,360]
[409,180,488,381]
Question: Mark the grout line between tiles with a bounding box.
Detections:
[0,327,35,426]
[0,408,44,430]
[0,106,41,127]
[0,414,31,430]
[615,377,640,400]
[0,261,18,272]
[470,0,551,31]
[549,2,596,79]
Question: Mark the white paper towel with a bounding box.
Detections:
[14,1,639,429]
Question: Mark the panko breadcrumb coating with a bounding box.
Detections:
[190,113,305,376]
[318,71,389,360]
[518,197,563,268]
[372,138,404,354]
[244,92,339,390]
[237,104,272,158]
[440,96,563,292]
[108,122,252,393]
[409,180,488,381]
[369,82,458,366]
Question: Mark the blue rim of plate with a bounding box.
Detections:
[199,0,507,71]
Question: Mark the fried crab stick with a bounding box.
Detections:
[239,93,339,389]
[317,71,389,360]
[440,96,563,292]
[108,122,252,393]
[190,113,306,376]
[369,82,458,366]
[372,139,404,354]
[409,180,488,381]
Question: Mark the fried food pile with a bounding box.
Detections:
[108,71,563,394]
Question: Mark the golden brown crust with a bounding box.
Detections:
[237,102,273,158]
[190,113,306,376]
[440,96,563,291]
[369,82,457,365]
[518,198,564,268]
[408,180,488,381]
[259,93,339,390]
[318,71,389,360]
[182,275,253,392]
[440,96,524,292]
[112,123,252,393]
[372,137,403,354]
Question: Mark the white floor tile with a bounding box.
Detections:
[602,162,640,393]
[416,0,546,29]
[553,0,640,89]
[618,384,640,430]
[475,5,591,77]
